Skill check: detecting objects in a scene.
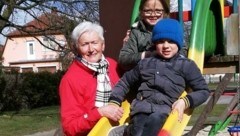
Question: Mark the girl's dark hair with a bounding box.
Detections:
[139,0,170,16]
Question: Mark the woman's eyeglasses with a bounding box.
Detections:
[143,9,164,16]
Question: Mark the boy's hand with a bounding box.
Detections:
[98,104,124,121]
[123,30,131,44]
[172,99,186,122]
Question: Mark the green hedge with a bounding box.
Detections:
[0,71,64,111]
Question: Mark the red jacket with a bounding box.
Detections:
[59,58,120,136]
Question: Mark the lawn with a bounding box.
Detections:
[0,106,60,136]
[188,104,230,126]
[0,103,234,135]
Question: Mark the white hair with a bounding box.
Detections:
[71,21,104,49]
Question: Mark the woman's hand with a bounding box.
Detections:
[98,104,124,121]
[141,51,157,59]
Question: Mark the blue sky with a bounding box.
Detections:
[0,9,34,45]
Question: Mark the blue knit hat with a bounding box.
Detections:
[152,18,183,50]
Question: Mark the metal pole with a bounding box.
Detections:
[191,0,196,18]
[178,0,183,27]
[233,0,238,13]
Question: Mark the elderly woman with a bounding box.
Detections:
[59,21,124,136]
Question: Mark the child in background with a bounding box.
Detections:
[118,0,170,71]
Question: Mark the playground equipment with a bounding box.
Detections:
[186,0,240,136]
[89,0,239,135]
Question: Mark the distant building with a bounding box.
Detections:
[1,11,67,73]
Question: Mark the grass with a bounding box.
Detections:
[0,104,230,135]
[0,94,235,135]
[188,104,229,126]
[0,106,60,136]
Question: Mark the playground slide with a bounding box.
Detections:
[88,0,224,135]
[159,0,224,135]
[88,100,131,136]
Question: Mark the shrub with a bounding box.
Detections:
[0,71,65,111]
[0,73,23,111]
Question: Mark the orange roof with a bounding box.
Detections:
[8,11,65,37]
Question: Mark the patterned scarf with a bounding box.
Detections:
[77,55,112,107]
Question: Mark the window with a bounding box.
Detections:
[22,67,33,73]
[27,41,35,60]
[29,43,34,55]
[42,36,57,52]
[38,66,56,73]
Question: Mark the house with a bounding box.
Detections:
[1,10,67,73]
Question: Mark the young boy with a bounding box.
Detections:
[109,19,210,136]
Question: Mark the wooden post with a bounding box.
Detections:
[219,94,239,122]
[99,0,134,60]
[186,73,234,136]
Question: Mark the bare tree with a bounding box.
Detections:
[0,0,99,69]
[0,0,99,37]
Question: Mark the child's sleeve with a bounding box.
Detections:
[182,60,210,108]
